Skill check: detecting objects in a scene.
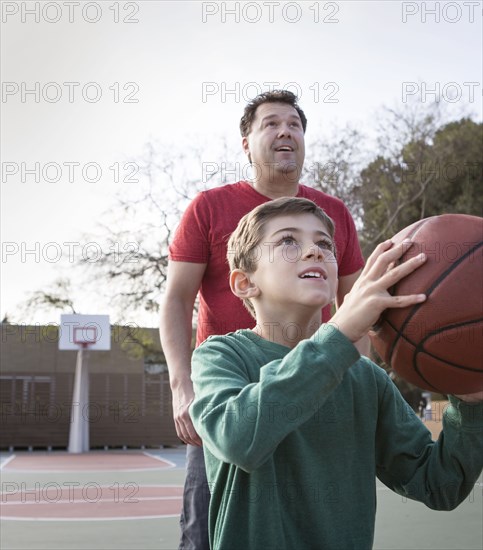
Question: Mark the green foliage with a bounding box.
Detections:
[358,117,482,256]
[114,325,164,361]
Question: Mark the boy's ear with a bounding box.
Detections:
[230,269,260,299]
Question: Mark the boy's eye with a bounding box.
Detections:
[279,235,297,246]
[317,239,334,251]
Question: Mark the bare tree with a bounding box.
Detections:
[303,124,367,228]
[79,138,244,321]
[19,277,77,318]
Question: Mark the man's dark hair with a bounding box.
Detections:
[239,90,307,137]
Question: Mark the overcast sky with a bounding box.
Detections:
[2,0,482,327]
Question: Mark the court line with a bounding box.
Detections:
[0,455,16,470]
[0,514,181,522]
[143,451,176,468]
[1,483,183,499]
[3,496,182,506]
[1,483,184,521]
[3,466,176,473]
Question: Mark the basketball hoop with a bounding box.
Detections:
[59,315,110,351]
[59,314,110,453]
[73,326,98,348]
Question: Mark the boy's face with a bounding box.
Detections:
[247,213,338,315]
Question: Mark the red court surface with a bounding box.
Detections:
[1,485,183,520]
[0,452,182,520]
[2,452,173,472]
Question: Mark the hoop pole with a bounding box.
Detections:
[68,344,90,453]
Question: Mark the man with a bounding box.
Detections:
[159,90,366,549]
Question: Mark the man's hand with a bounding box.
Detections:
[172,382,202,447]
[329,239,427,343]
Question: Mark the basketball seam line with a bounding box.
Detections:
[387,317,483,372]
[385,316,483,391]
[412,317,483,390]
[387,239,483,365]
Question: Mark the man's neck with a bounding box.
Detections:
[250,178,300,199]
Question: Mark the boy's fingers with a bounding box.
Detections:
[370,240,418,280]
[380,252,427,285]
[367,239,413,279]
[385,293,427,309]
[364,239,393,271]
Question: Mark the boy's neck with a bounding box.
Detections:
[252,312,322,348]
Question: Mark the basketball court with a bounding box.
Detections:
[0,448,186,549]
[1,440,481,549]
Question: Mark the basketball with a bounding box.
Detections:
[370,214,483,395]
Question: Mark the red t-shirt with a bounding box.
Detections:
[169,181,364,346]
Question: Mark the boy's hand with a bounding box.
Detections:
[329,239,427,343]
[454,391,483,403]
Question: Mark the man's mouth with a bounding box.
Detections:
[275,146,294,152]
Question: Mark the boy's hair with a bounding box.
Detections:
[227,197,336,318]
[239,90,307,137]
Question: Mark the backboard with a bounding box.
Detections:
[59,314,111,351]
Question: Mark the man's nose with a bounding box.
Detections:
[277,123,292,137]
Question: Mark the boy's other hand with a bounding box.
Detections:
[329,239,427,343]
[454,391,483,403]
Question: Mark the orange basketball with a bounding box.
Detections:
[370,214,483,395]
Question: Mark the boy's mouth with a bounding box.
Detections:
[298,268,327,280]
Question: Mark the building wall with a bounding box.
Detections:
[0,324,179,449]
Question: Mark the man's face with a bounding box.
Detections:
[242,102,305,183]
[249,213,338,316]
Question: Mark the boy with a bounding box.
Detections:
[190,197,483,550]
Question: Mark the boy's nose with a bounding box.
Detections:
[302,244,324,261]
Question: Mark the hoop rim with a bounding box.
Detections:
[72,326,98,346]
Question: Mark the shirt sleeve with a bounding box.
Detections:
[374,368,483,510]
[190,325,360,473]
[169,192,211,263]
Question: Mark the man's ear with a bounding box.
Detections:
[242,136,252,164]
[230,269,260,299]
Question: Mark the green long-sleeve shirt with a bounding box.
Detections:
[190,325,483,550]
